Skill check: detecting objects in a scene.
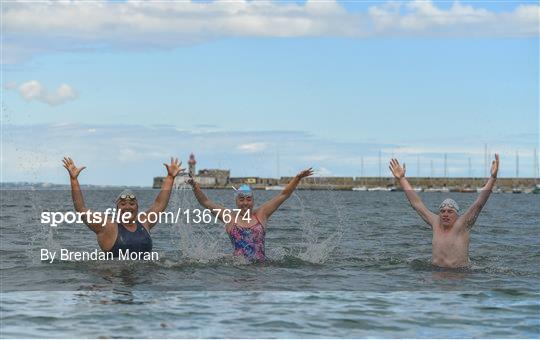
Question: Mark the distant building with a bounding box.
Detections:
[153,154,231,188]
[188,153,196,177]
[198,169,230,186]
[229,177,257,185]
[195,176,217,186]
[280,176,355,185]
[229,177,279,186]
[153,176,165,188]
[154,175,217,188]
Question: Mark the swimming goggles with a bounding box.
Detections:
[236,192,253,198]
[232,185,253,198]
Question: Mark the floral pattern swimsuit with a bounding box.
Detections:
[227,214,266,262]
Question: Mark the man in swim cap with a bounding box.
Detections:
[62,156,184,255]
[389,154,499,268]
[188,168,314,262]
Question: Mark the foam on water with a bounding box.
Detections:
[26,187,63,263]
[4,188,540,337]
[168,177,227,263]
[22,177,345,266]
[166,179,345,265]
[295,188,344,264]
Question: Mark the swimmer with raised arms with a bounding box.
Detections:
[389,154,499,268]
[62,156,184,256]
[188,168,314,262]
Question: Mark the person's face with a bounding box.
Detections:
[235,195,253,213]
[439,208,458,228]
[116,199,138,222]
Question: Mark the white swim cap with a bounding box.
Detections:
[439,198,459,213]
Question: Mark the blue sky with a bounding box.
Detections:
[2,0,539,185]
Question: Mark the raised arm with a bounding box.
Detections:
[144,157,184,229]
[258,168,314,221]
[389,159,437,227]
[62,157,107,234]
[188,176,227,223]
[459,153,499,229]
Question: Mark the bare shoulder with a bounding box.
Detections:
[455,215,473,231]
[99,222,117,237]
[253,209,267,225]
[96,223,118,249]
[430,219,441,232]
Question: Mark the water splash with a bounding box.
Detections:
[294,188,344,264]
[27,188,64,263]
[167,178,345,265]
[168,178,227,263]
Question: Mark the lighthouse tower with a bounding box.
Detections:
[188,153,196,177]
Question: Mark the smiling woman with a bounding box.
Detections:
[61,156,185,257]
[187,168,314,262]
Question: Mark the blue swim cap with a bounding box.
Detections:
[235,184,253,198]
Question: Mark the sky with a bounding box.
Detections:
[2,0,539,185]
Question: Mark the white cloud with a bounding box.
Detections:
[3,0,538,63]
[2,124,538,185]
[237,142,267,153]
[16,80,77,106]
[369,1,539,37]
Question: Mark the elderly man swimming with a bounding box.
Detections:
[389,154,499,268]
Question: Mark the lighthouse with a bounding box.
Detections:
[188,153,196,177]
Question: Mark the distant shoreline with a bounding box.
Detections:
[3,176,538,194]
[0,183,151,189]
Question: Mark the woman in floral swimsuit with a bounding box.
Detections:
[188,168,313,262]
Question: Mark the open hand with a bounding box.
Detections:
[62,157,86,179]
[296,168,314,179]
[164,157,184,178]
[491,153,499,178]
[389,158,406,179]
